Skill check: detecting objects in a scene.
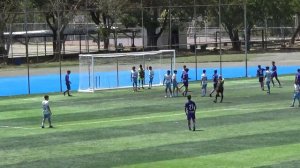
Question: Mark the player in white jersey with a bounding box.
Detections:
[41,95,53,128]
[290,82,300,107]
[265,66,272,94]
[201,69,208,97]
[163,70,173,97]
[172,70,179,97]
[148,66,154,89]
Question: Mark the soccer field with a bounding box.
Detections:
[1,76,300,168]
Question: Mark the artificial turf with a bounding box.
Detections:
[0,75,299,168]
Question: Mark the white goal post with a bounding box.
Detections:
[78,50,176,92]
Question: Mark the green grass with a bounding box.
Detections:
[1,76,300,168]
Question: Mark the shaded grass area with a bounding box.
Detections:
[0,76,300,167]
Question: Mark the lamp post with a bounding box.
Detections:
[244,0,248,77]
[25,0,30,94]
[218,0,222,75]
[141,0,144,51]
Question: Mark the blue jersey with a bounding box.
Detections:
[257,68,265,77]
[212,74,218,84]
[185,100,196,113]
[296,73,300,84]
[272,65,277,72]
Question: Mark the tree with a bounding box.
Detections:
[33,0,82,61]
[290,0,300,45]
[0,0,20,63]
[124,0,203,50]
[88,0,129,51]
[209,0,296,51]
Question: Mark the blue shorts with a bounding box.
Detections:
[173,81,178,88]
[293,92,300,99]
[165,83,171,89]
[43,113,51,119]
[187,112,195,120]
[213,83,217,89]
[149,77,153,84]
[132,78,137,86]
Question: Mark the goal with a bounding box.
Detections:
[78,50,176,92]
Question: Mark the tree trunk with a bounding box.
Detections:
[228,28,241,51]
[247,27,251,50]
[0,29,8,63]
[146,27,159,50]
[51,31,64,62]
[291,24,300,45]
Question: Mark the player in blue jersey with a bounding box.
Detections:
[295,69,300,85]
[182,68,189,97]
[209,69,218,97]
[63,70,72,96]
[185,95,197,131]
[271,61,281,87]
[256,65,265,91]
[41,95,53,128]
[265,66,272,94]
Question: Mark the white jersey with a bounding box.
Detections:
[149,70,154,78]
[131,70,138,78]
[42,100,51,115]
[164,74,172,84]
[172,74,177,82]
[201,73,208,85]
[294,84,300,93]
[265,70,271,82]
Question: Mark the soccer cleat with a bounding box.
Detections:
[41,126,44,128]
[209,94,212,97]
[49,125,53,128]
[193,127,195,131]
[213,100,217,103]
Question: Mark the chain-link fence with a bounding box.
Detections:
[0,1,299,96]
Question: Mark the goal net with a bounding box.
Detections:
[78,50,176,92]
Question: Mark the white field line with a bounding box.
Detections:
[0,106,290,130]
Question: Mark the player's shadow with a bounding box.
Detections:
[194,129,204,132]
[219,101,232,104]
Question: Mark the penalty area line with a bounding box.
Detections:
[1,106,291,130]
[0,125,36,130]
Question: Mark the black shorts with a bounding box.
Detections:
[213,83,217,89]
[187,112,195,120]
[259,77,264,82]
[66,83,71,90]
